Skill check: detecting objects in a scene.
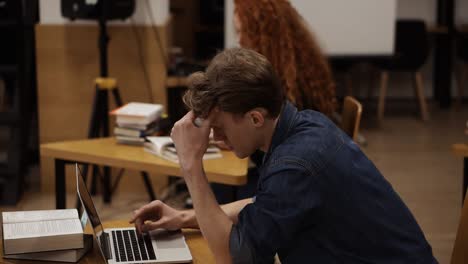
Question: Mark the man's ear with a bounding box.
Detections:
[249,110,265,128]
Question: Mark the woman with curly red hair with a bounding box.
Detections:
[212,0,339,205]
[233,0,337,117]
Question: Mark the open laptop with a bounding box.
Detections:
[75,164,192,263]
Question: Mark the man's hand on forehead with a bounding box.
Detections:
[170,109,220,171]
[192,108,219,128]
[193,117,203,128]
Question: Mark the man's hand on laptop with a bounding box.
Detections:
[130,200,185,235]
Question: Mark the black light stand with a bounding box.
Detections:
[78,0,155,206]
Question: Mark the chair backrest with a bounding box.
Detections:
[394,19,429,69]
[451,195,468,264]
[340,96,362,141]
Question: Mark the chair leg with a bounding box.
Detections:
[377,71,388,123]
[345,73,353,96]
[367,69,377,100]
[413,72,430,121]
[456,64,467,108]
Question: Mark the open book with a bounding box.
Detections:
[144,136,222,163]
[2,209,84,254]
[4,234,93,263]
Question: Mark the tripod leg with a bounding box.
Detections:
[82,86,101,179]
[91,89,106,195]
[112,87,123,107]
[106,87,127,196]
[100,89,112,203]
[101,89,109,136]
[88,86,101,138]
[141,172,156,201]
[77,86,101,207]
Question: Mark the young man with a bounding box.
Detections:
[130,48,437,263]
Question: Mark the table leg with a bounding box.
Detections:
[55,159,66,209]
[91,165,99,195]
[103,166,111,203]
[141,172,156,201]
[463,157,468,204]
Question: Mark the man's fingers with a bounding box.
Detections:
[184,111,196,122]
[130,200,166,235]
[193,117,203,128]
[135,218,144,236]
[129,209,141,223]
[130,208,145,236]
[141,219,166,233]
[129,201,159,225]
[195,108,217,129]
[129,205,149,223]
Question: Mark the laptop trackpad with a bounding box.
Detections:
[149,229,186,249]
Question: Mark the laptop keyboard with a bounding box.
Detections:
[112,230,157,262]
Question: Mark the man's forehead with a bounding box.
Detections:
[210,110,224,127]
[211,108,239,127]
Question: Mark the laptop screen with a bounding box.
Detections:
[76,164,107,260]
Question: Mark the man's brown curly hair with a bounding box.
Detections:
[234,0,337,116]
[183,48,284,119]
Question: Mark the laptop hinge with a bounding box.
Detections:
[99,232,112,260]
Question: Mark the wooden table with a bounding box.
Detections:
[452,143,468,203]
[41,137,248,209]
[0,220,214,264]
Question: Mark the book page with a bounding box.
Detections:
[146,136,173,153]
[145,136,222,162]
[3,219,83,239]
[2,209,78,224]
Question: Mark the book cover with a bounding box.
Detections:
[116,120,160,131]
[2,209,84,255]
[116,135,146,146]
[114,125,158,138]
[4,234,93,263]
[110,102,163,125]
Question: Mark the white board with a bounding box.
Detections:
[225,0,397,56]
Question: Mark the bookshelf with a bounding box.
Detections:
[0,1,39,205]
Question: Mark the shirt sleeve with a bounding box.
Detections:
[229,158,321,264]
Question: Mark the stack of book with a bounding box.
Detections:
[110,102,164,145]
[2,209,93,263]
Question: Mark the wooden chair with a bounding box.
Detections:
[340,96,362,141]
[451,194,468,264]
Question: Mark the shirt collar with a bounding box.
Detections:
[263,101,298,164]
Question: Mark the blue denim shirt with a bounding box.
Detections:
[229,101,437,264]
